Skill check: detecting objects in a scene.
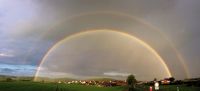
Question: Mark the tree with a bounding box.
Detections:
[126,74,137,91]
[169,77,175,82]
[154,78,157,82]
[6,78,12,82]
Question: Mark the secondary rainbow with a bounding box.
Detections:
[39,11,190,78]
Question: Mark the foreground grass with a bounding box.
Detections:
[0,81,125,91]
[135,85,200,91]
[159,85,200,91]
[0,81,200,91]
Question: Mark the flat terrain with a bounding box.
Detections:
[0,81,125,91]
[0,81,200,91]
[135,85,200,91]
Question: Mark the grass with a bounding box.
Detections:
[135,85,200,91]
[0,81,125,91]
[159,85,200,91]
[0,81,200,91]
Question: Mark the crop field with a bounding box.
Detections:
[0,81,200,91]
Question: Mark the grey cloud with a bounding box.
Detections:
[0,0,200,80]
[0,68,15,73]
[37,31,170,80]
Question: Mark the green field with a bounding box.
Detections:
[135,85,200,91]
[0,81,200,91]
[0,81,125,91]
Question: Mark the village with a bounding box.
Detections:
[57,79,127,87]
[56,77,200,88]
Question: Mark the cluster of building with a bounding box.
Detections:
[57,80,127,87]
[160,78,172,85]
[56,77,200,87]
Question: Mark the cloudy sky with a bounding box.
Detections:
[0,0,200,80]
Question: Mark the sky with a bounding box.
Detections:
[0,0,200,80]
[35,30,171,81]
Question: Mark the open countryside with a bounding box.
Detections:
[1,0,200,91]
[0,75,200,91]
[0,81,200,91]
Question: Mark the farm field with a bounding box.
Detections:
[0,81,200,91]
[0,81,125,91]
[136,85,200,91]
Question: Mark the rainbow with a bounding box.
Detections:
[34,29,172,81]
[33,11,189,80]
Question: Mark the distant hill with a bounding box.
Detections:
[35,77,118,82]
[54,77,76,81]
[85,77,117,81]
[0,75,34,81]
[34,77,76,82]
[0,75,16,78]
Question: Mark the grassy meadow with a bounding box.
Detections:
[135,85,200,91]
[0,81,200,91]
[0,81,125,91]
